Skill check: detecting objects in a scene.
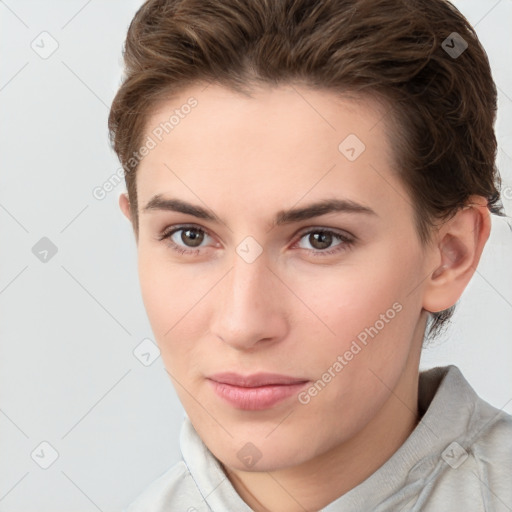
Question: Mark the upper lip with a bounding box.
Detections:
[207,372,309,387]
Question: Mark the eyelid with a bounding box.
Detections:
[158,223,355,257]
[158,224,353,242]
[158,223,211,240]
[158,224,224,257]
[293,225,355,245]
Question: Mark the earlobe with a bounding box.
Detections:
[422,196,491,314]
[119,192,132,222]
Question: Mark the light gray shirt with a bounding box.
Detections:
[124,365,512,511]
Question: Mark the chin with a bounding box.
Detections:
[210,434,317,474]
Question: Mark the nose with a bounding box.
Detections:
[209,249,289,351]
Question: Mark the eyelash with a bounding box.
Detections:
[157,224,355,258]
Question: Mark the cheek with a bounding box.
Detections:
[137,246,201,328]
[138,255,171,335]
[289,244,422,374]
[289,259,407,341]
[285,268,417,434]
[137,250,215,369]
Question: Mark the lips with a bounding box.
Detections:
[206,372,309,410]
[207,372,308,387]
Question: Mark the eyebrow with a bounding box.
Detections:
[142,194,378,226]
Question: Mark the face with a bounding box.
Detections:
[123,83,434,472]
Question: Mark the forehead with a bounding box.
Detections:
[136,83,411,224]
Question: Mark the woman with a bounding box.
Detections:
[108,0,512,510]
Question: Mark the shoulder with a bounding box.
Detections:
[433,364,512,461]
[430,407,512,511]
[450,365,512,463]
[124,460,207,512]
[420,365,512,510]
[468,385,512,488]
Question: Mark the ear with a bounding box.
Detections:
[422,195,491,313]
[119,191,132,222]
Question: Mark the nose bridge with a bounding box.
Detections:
[211,247,286,349]
[224,249,271,319]
[228,246,270,303]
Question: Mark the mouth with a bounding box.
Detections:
[206,372,310,410]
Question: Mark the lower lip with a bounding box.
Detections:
[208,379,309,410]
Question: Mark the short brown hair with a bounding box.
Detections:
[108,0,506,340]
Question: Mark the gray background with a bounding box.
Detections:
[0,1,511,511]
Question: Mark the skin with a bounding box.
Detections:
[119,83,490,512]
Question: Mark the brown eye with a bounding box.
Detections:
[295,228,354,256]
[158,225,212,254]
[179,228,204,247]
[308,231,333,250]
